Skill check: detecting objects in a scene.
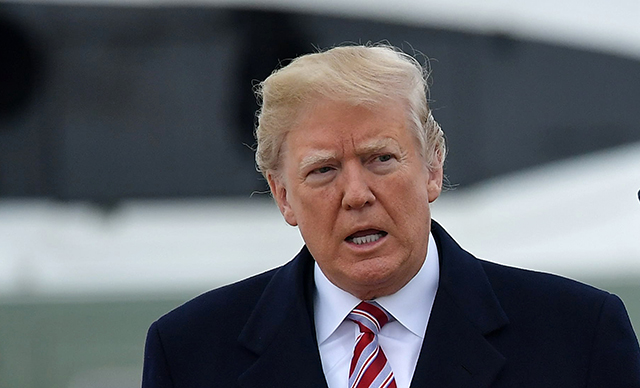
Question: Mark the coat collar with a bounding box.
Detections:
[236,221,509,388]
[237,246,328,387]
[410,221,509,387]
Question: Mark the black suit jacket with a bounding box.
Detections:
[142,221,640,387]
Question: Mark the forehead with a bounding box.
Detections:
[284,100,411,153]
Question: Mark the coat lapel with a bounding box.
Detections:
[409,222,509,388]
[237,247,328,388]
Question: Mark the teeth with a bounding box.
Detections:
[351,233,383,245]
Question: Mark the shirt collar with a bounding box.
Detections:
[314,232,440,344]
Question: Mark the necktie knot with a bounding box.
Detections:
[347,301,391,336]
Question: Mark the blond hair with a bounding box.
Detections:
[255,44,446,177]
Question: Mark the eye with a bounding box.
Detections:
[305,164,337,185]
[311,166,333,175]
[367,153,399,174]
[306,165,336,179]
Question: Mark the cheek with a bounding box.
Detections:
[394,173,431,203]
[390,177,432,224]
[294,188,338,231]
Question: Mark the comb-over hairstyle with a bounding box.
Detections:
[254,44,446,178]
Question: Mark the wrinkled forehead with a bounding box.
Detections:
[277,99,424,167]
[279,97,423,153]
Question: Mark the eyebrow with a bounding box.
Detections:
[355,138,398,156]
[297,138,400,173]
[299,150,338,173]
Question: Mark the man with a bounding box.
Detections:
[142,45,640,387]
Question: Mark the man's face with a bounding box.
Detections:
[268,99,442,300]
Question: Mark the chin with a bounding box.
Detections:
[341,260,406,298]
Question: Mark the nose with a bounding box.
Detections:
[341,164,375,210]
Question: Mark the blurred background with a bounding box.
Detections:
[0,0,639,386]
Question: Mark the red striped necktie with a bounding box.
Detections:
[348,301,398,388]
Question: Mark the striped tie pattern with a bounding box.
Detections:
[348,301,398,388]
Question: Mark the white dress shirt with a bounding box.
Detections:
[314,233,440,388]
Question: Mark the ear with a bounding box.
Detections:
[427,165,443,203]
[267,171,298,226]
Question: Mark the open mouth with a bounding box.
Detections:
[346,230,388,245]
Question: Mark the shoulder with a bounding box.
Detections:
[478,259,640,382]
[478,259,617,326]
[142,245,318,387]
[432,220,613,315]
[150,244,313,341]
[480,258,609,304]
[155,266,279,336]
[477,259,636,350]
